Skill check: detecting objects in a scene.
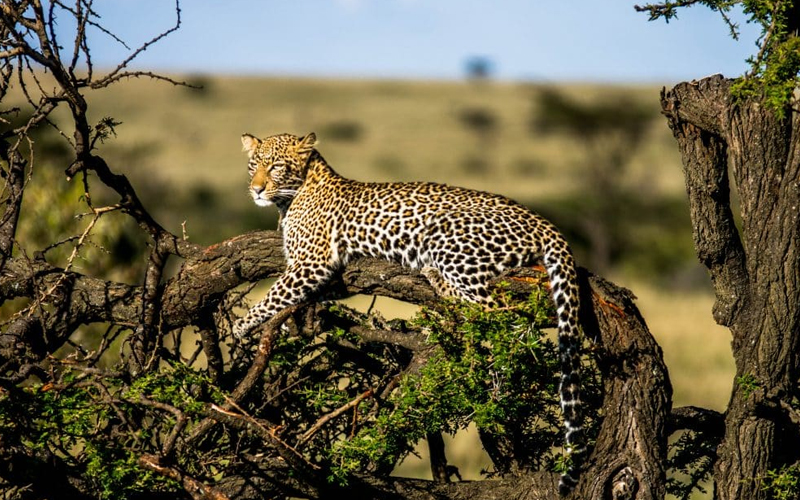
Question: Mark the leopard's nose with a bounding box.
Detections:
[251,185,265,195]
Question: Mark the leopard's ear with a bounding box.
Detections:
[241,134,261,158]
[296,132,317,154]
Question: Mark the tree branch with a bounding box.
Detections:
[572,270,670,500]
[185,304,301,445]
[668,405,725,435]
[634,1,704,22]
[427,431,451,484]
[660,74,730,135]
[206,402,321,475]
[661,77,750,326]
[90,0,183,89]
[139,453,231,500]
[0,143,25,270]
[297,389,373,447]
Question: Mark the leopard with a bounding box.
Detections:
[234,132,586,493]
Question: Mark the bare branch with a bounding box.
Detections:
[0,144,25,269]
[51,0,131,51]
[91,70,201,90]
[428,431,451,484]
[91,0,182,89]
[45,0,59,64]
[668,405,725,435]
[349,325,425,351]
[133,396,189,458]
[185,304,302,444]
[210,397,321,474]
[128,241,169,374]
[68,0,89,75]
[139,454,231,500]
[0,46,25,59]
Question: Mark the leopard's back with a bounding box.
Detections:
[287,177,552,271]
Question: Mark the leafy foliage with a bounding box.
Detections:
[1,374,166,498]
[762,462,800,500]
[0,362,235,499]
[326,288,599,483]
[637,0,800,115]
[666,428,720,499]
[735,372,760,397]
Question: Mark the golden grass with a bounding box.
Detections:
[622,279,734,411]
[392,424,494,481]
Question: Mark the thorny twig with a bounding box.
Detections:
[206,400,323,477]
[8,204,121,327]
[297,389,374,447]
[90,0,184,89]
[139,454,231,500]
[185,305,302,444]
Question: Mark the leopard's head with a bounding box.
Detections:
[241,132,317,207]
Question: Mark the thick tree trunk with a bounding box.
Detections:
[661,75,800,500]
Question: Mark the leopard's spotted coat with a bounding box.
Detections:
[234,132,585,493]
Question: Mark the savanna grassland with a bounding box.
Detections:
[10,76,732,487]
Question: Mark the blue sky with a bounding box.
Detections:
[75,0,761,82]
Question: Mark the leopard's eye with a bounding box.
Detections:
[269,161,286,174]
[247,161,257,176]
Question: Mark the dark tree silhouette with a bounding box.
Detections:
[464,56,493,81]
[530,88,658,273]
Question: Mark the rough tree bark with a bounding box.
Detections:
[661,74,800,500]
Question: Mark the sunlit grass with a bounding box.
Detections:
[624,279,734,411]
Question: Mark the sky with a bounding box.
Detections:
[67,0,761,83]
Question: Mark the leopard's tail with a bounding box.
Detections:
[543,238,585,495]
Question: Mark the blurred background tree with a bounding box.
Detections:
[464,56,494,82]
[530,88,659,273]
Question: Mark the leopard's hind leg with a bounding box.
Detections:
[420,265,495,305]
